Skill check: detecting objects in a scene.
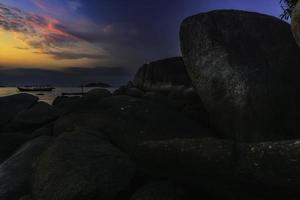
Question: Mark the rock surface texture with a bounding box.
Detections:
[0,136,53,200]
[133,57,191,91]
[180,10,300,142]
[292,0,300,47]
[0,94,38,129]
[33,130,136,200]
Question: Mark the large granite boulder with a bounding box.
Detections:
[180,10,300,142]
[134,137,300,199]
[33,129,136,200]
[130,181,190,200]
[0,132,34,164]
[53,89,111,115]
[53,95,212,153]
[83,88,111,99]
[133,57,191,91]
[4,102,59,131]
[0,136,53,200]
[292,0,300,47]
[237,140,300,193]
[0,94,38,129]
[19,195,32,200]
[133,138,235,192]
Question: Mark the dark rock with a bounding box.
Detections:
[237,140,300,195]
[133,57,191,91]
[0,132,33,164]
[181,104,209,126]
[180,10,300,142]
[167,86,186,100]
[19,195,32,200]
[143,91,169,103]
[126,87,144,98]
[130,181,190,200]
[30,123,53,138]
[0,94,38,129]
[5,102,59,131]
[126,81,135,88]
[53,89,111,115]
[52,96,80,115]
[84,82,111,88]
[292,1,300,47]
[33,129,136,200]
[133,138,235,191]
[53,96,212,153]
[182,88,200,102]
[52,96,80,107]
[113,86,128,96]
[0,136,53,200]
[132,136,300,199]
[83,88,111,99]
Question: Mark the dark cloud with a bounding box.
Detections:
[0,3,36,34]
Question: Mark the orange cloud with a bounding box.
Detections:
[0,2,106,61]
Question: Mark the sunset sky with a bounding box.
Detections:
[0,0,284,85]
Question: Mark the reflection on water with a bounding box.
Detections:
[0,87,116,104]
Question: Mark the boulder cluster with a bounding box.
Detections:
[1,10,300,200]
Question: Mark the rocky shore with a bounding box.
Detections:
[1,10,300,200]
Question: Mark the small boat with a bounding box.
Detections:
[18,86,55,92]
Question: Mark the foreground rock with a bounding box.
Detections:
[133,137,300,198]
[4,102,59,131]
[0,136,53,200]
[83,88,111,99]
[292,0,300,47]
[33,129,135,200]
[19,195,32,200]
[238,140,300,195]
[53,89,111,115]
[130,181,190,200]
[133,57,191,91]
[0,132,34,164]
[133,138,235,192]
[181,10,300,142]
[84,82,111,88]
[53,95,212,152]
[0,94,38,129]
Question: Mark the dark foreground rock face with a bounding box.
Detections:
[0,136,53,200]
[53,95,212,153]
[53,89,112,115]
[0,132,35,164]
[238,140,300,192]
[19,195,32,200]
[292,1,300,47]
[5,102,59,131]
[133,57,191,91]
[133,137,300,199]
[130,181,190,200]
[33,129,136,200]
[180,10,300,142]
[134,138,235,192]
[0,94,38,129]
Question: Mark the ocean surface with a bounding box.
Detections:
[0,87,116,104]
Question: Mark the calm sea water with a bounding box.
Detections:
[0,87,116,104]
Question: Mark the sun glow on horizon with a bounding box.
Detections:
[0,29,104,69]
